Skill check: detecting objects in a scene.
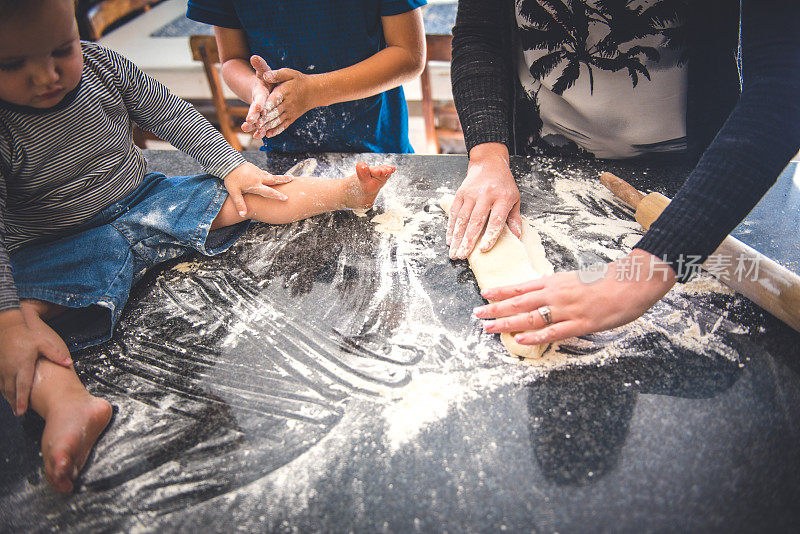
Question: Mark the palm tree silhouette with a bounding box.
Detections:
[517,0,687,94]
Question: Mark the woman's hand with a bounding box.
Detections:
[240,55,276,139]
[448,143,522,260]
[256,67,320,138]
[473,249,677,345]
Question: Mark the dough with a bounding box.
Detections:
[439,195,553,358]
[371,210,407,232]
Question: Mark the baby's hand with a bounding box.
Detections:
[0,308,71,416]
[223,162,294,217]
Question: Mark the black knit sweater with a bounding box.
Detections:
[451,0,800,281]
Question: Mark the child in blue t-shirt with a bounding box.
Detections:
[187,0,427,153]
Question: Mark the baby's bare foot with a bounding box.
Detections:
[42,394,112,492]
[346,161,395,209]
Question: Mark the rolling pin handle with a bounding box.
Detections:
[600,172,647,209]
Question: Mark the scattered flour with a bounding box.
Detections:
[217,161,748,464]
[383,373,471,451]
[172,261,202,273]
[677,275,735,296]
[50,155,751,524]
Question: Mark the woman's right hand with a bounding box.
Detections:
[447,142,522,260]
[241,55,276,139]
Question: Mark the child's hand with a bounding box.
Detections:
[241,55,276,139]
[0,308,71,416]
[260,68,320,138]
[223,162,294,217]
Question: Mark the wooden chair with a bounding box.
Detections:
[83,0,162,41]
[189,35,250,151]
[81,0,164,148]
[420,34,463,154]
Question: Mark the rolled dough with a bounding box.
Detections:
[440,195,553,359]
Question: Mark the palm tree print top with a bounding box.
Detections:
[516,0,688,158]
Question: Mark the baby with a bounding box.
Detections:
[0,0,394,493]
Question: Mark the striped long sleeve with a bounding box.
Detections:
[0,165,19,312]
[102,45,245,179]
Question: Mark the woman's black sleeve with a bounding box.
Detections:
[451,0,515,153]
[635,0,800,281]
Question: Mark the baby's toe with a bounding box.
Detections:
[355,161,371,180]
[46,453,74,493]
[375,165,393,178]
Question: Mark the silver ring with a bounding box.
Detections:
[537,305,552,325]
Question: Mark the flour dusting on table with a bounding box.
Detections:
[1,155,754,529]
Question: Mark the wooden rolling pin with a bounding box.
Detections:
[600,172,800,333]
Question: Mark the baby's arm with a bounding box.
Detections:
[0,173,71,415]
[94,45,275,182]
[92,44,293,206]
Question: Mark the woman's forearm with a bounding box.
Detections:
[634,0,800,280]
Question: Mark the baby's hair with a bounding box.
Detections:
[0,0,51,19]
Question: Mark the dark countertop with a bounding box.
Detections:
[1,151,799,533]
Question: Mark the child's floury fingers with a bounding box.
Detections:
[250,55,270,74]
[260,187,288,201]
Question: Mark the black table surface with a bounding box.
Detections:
[1,151,799,533]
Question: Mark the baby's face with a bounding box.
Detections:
[0,0,83,108]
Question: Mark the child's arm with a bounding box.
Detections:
[95,43,246,180]
[216,8,426,139]
[214,30,273,139]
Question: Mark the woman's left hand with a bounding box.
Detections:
[258,68,320,138]
[473,249,678,345]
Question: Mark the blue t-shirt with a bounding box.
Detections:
[187,0,425,153]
